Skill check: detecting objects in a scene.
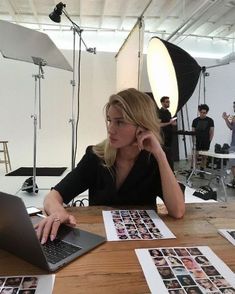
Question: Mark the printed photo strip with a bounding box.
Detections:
[0,275,55,294]
[218,229,235,246]
[135,246,235,294]
[102,209,175,241]
[0,276,38,294]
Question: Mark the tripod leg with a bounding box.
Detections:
[33,114,37,194]
[186,135,197,185]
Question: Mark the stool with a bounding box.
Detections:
[0,141,12,173]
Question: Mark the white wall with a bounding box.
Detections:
[1,49,235,171]
[0,50,116,170]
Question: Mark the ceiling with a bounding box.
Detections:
[1,0,235,59]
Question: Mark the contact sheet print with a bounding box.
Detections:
[102,209,175,241]
[135,246,235,294]
[0,275,54,294]
[218,229,235,246]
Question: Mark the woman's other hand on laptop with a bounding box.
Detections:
[35,212,77,244]
[35,189,77,244]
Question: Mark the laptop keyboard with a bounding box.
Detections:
[42,239,81,264]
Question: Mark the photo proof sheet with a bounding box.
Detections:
[0,274,55,294]
[102,209,175,241]
[135,246,235,294]
[218,229,235,246]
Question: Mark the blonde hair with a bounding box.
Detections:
[93,88,162,168]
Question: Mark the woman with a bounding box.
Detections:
[181,257,199,270]
[36,88,185,244]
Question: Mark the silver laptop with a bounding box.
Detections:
[0,191,106,272]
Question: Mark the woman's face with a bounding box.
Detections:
[182,258,194,269]
[107,106,137,149]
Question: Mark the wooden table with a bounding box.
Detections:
[0,203,235,294]
[199,150,235,201]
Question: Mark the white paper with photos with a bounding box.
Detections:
[218,229,235,246]
[0,274,55,294]
[135,246,235,294]
[102,209,175,241]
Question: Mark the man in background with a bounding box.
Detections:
[158,96,177,169]
[158,96,177,149]
[192,104,214,178]
[222,101,235,188]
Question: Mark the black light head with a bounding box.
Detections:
[87,47,96,54]
[49,2,66,23]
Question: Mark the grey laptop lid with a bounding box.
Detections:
[0,191,106,272]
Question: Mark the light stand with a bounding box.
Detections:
[201,66,210,104]
[0,19,72,195]
[186,134,202,185]
[32,58,45,193]
[200,62,227,105]
[49,2,96,170]
[179,109,188,159]
[20,57,46,194]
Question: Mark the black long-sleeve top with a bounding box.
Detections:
[54,146,168,206]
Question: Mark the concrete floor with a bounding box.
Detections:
[174,160,235,202]
[0,159,234,208]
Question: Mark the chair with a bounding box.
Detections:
[0,140,12,173]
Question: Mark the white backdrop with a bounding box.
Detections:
[0,50,115,170]
[116,20,144,91]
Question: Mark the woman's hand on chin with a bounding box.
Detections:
[136,127,162,154]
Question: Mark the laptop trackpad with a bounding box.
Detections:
[57,225,81,245]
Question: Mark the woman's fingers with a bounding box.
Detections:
[136,127,146,149]
[68,215,77,227]
[39,216,58,244]
[48,217,61,242]
[35,213,76,244]
[137,129,153,149]
[35,218,47,244]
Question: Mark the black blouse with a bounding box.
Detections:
[54,146,167,206]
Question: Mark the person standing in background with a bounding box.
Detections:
[158,96,177,169]
[158,96,177,150]
[222,101,235,188]
[192,104,214,178]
